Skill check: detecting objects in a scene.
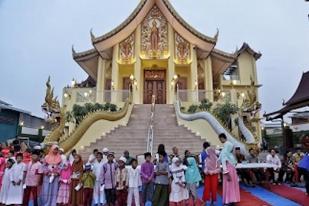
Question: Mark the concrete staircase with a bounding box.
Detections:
[80,104,204,160]
[153,104,204,155]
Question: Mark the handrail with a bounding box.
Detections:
[175,88,248,155]
[237,116,255,144]
[146,95,156,155]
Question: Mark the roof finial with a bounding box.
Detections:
[214,28,219,41]
[90,28,95,41]
[72,45,76,56]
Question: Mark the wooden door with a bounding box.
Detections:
[122,77,130,101]
[105,79,111,102]
[177,77,187,101]
[143,70,166,104]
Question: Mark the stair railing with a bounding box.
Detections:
[146,95,156,155]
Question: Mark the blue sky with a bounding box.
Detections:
[0,0,308,117]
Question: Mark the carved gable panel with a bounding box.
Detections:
[141,5,168,59]
[119,33,135,64]
[175,32,190,64]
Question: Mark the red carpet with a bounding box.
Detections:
[266,184,309,206]
[217,185,271,206]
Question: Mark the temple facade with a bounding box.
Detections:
[69,0,261,107]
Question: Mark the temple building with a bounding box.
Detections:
[70,0,260,106]
[51,0,262,155]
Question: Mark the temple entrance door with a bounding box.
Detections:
[143,70,166,104]
[123,77,130,100]
[177,77,187,101]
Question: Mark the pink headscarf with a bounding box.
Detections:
[45,145,62,165]
[60,161,72,180]
[205,147,218,171]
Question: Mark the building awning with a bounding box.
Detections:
[264,71,309,120]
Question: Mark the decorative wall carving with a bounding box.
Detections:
[175,32,190,64]
[141,5,168,59]
[119,33,135,64]
[144,70,165,80]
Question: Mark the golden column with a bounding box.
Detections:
[111,44,119,103]
[96,57,106,103]
[167,24,175,104]
[204,57,214,102]
[190,44,198,102]
[134,25,142,104]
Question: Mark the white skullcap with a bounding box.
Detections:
[119,156,127,163]
[102,148,109,153]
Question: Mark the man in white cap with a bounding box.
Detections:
[102,148,109,164]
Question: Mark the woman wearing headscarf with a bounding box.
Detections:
[69,154,83,206]
[203,147,220,206]
[40,144,62,206]
[218,133,240,206]
[185,157,201,205]
[169,157,189,205]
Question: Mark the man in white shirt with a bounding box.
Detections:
[88,149,98,164]
[266,149,282,184]
[126,159,142,206]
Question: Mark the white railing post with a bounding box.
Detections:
[146,95,156,155]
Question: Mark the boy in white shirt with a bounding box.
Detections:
[126,159,142,206]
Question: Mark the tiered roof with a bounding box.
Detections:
[265,71,309,120]
[73,0,260,81]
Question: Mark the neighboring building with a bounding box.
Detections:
[0,99,51,143]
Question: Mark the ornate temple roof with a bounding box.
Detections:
[237,43,262,60]
[265,71,309,120]
[92,0,217,46]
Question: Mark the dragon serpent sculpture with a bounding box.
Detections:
[41,76,65,144]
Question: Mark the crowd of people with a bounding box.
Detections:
[0,133,307,206]
[233,144,309,192]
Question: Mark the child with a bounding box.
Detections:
[93,152,106,206]
[202,147,220,205]
[169,157,189,205]
[102,152,117,206]
[23,150,43,206]
[81,164,96,206]
[126,158,142,206]
[185,157,202,205]
[152,153,169,206]
[0,152,6,190]
[7,150,16,162]
[141,152,154,204]
[69,154,83,206]
[57,160,72,206]
[0,158,15,204]
[6,153,26,205]
[116,156,127,206]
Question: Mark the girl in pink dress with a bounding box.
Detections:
[218,133,240,205]
[57,160,72,206]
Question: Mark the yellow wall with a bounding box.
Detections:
[238,51,256,85]
[118,65,134,89]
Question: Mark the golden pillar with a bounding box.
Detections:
[134,25,142,104]
[204,57,214,102]
[96,57,106,103]
[167,24,175,104]
[190,44,198,102]
[111,44,119,103]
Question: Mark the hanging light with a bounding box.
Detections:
[130,74,134,81]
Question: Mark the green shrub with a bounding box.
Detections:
[110,104,117,112]
[199,99,212,111]
[188,105,198,113]
[212,102,238,126]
